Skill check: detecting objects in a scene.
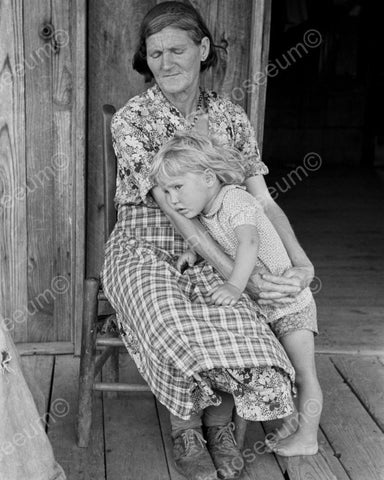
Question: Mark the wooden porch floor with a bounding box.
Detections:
[20,166,384,480]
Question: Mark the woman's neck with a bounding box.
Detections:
[162,85,201,118]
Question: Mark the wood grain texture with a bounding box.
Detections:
[87,0,155,277]
[104,355,169,480]
[248,0,272,151]
[72,0,86,354]
[21,354,54,418]
[1,0,85,347]
[331,355,384,431]
[48,355,105,479]
[317,355,384,480]
[0,0,28,342]
[24,0,55,342]
[51,0,73,342]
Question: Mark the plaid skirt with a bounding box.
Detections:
[101,204,295,420]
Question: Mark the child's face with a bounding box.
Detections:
[160,172,214,218]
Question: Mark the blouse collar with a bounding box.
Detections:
[201,184,245,218]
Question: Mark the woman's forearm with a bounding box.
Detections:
[264,201,313,271]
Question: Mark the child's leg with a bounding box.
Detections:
[268,329,323,456]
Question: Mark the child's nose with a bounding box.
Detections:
[168,190,178,204]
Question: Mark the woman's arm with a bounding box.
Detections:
[151,187,300,300]
[245,175,314,293]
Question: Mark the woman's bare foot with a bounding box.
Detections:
[265,431,318,457]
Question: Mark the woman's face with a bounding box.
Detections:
[146,27,209,98]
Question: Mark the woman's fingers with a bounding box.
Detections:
[261,273,301,287]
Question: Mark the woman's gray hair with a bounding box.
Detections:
[133,1,218,82]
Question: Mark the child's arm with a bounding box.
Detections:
[208,225,260,306]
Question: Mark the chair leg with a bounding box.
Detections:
[77,277,99,447]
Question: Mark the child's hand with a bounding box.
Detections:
[208,282,243,306]
[176,250,197,273]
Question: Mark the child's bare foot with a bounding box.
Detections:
[265,431,318,457]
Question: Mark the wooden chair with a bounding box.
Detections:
[77,104,248,449]
[76,105,150,448]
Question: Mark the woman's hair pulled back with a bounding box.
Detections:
[133,1,218,82]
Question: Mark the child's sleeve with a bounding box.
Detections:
[224,188,261,230]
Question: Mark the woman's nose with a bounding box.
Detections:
[161,51,173,70]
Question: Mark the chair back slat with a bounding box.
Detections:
[102,104,117,243]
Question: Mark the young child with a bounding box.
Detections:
[149,131,323,457]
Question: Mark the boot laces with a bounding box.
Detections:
[180,429,207,455]
[213,422,237,448]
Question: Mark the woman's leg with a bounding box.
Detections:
[204,392,244,479]
[204,391,234,427]
[169,411,218,480]
[267,329,323,456]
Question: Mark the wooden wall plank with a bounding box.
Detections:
[0,0,28,342]
[317,355,384,480]
[51,0,74,342]
[48,355,105,479]
[72,0,87,354]
[198,0,253,111]
[24,0,56,342]
[248,0,272,150]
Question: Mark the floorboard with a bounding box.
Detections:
[103,355,170,480]
[48,355,105,480]
[331,355,384,432]
[317,355,384,480]
[21,354,54,419]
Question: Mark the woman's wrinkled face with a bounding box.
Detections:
[146,27,209,97]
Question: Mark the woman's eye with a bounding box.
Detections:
[149,52,161,59]
[175,185,182,190]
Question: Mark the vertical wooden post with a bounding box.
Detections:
[73,0,87,355]
[247,0,272,153]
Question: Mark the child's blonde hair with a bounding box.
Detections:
[149,131,247,186]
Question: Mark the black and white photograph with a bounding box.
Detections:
[0,1,383,479]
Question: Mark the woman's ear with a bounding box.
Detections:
[204,168,216,186]
[200,37,210,61]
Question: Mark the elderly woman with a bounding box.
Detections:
[102,2,314,479]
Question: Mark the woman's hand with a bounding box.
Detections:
[176,250,197,273]
[246,269,301,305]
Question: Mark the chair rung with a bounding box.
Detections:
[96,337,124,347]
[98,291,108,301]
[93,382,151,392]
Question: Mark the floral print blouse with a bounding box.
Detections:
[111,84,269,207]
